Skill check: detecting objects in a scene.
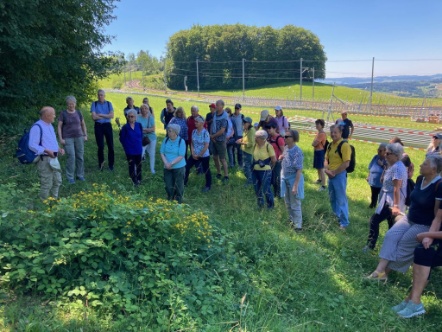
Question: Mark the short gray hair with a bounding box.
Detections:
[167,123,181,136]
[378,143,387,150]
[191,105,199,112]
[65,95,77,104]
[255,129,268,140]
[127,109,137,117]
[386,143,404,159]
[426,155,442,174]
[330,124,342,133]
[216,100,225,107]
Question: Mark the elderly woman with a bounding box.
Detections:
[142,97,154,115]
[169,107,189,158]
[185,116,212,192]
[312,119,327,191]
[119,109,143,185]
[367,143,388,208]
[366,155,442,281]
[281,129,304,230]
[137,104,157,174]
[160,124,186,203]
[252,130,276,209]
[426,133,442,157]
[363,143,407,252]
[236,117,255,186]
[266,122,285,197]
[324,125,351,229]
[57,95,88,183]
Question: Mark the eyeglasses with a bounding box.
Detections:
[386,152,394,156]
[433,136,440,139]
[284,135,293,139]
[128,115,135,118]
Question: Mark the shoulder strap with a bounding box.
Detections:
[336,141,346,159]
[33,123,43,145]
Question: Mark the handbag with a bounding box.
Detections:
[142,135,151,146]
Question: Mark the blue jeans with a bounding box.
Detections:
[242,152,253,184]
[227,143,235,167]
[328,171,349,227]
[252,170,274,208]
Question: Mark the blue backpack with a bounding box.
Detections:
[16,124,42,164]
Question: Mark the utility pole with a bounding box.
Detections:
[196,58,200,96]
[242,58,245,100]
[369,57,375,113]
[299,58,303,102]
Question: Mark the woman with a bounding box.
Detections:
[389,136,414,179]
[160,124,186,203]
[185,116,212,192]
[392,226,442,318]
[426,133,442,157]
[281,129,304,230]
[57,95,87,183]
[137,104,157,174]
[266,122,285,197]
[142,97,154,115]
[367,143,388,208]
[312,119,327,191]
[363,143,407,252]
[236,117,255,186]
[169,107,189,158]
[225,107,236,168]
[119,109,143,185]
[274,106,289,136]
[366,155,442,281]
[252,130,276,209]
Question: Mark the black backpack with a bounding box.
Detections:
[327,141,356,173]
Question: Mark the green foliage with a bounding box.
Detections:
[165,24,327,90]
[0,0,118,133]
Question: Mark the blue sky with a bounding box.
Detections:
[102,0,442,78]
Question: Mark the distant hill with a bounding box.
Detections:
[318,74,442,98]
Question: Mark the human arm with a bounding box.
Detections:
[349,120,354,138]
[160,109,166,124]
[390,178,403,216]
[81,118,88,141]
[57,119,65,145]
[292,169,302,196]
[418,208,442,248]
[210,124,226,140]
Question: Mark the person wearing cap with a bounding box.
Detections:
[231,103,245,168]
[266,122,285,197]
[236,117,255,185]
[274,106,289,136]
[252,130,276,209]
[160,123,186,203]
[259,109,278,132]
[29,106,65,200]
[185,116,212,192]
[335,111,354,140]
[210,100,229,183]
[123,96,140,119]
[426,133,442,157]
[160,99,176,130]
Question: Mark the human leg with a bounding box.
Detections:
[103,123,114,168]
[163,169,174,200]
[236,140,243,167]
[184,157,197,185]
[63,137,75,181]
[227,143,235,167]
[173,167,185,203]
[201,156,212,189]
[252,171,264,207]
[271,161,281,197]
[74,136,85,179]
[146,139,156,174]
[126,154,137,184]
[242,152,253,184]
[94,123,105,168]
[366,204,392,249]
[332,172,349,227]
[51,169,62,198]
[134,154,142,183]
[262,170,274,208]
[370,186,381,208]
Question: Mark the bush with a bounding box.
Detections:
[0,184,240,330]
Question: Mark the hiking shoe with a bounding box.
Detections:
[216,174,222,179]
[109,166,114,171]
[77,176,85,181]
[201,187,210,193]
[68,178,75,184]
[222,176,229,184]
[397,301,425,318]
[362,245,372,253]
[392,300,408,313]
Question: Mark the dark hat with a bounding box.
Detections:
[235,103,242,109]
[166,99,173,104]
[243,116,252,124]
[433,133,442,139]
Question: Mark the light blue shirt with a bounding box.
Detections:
[160,137,186,169]
[90,100,113,124]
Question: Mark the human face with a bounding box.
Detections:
[385,150,399,166]
[255,136,266,146]
[315,122,323,131]
[191,107,198,117]
[167,128,177,139]
[330,127,342,142]
[243,122,250,130]
[43,107,56,123]
[195,120,204,129]
[377,147,386,158]
[127,114,136,123]
[266,126,276,135]
[176,110,183,118]
[66,101,76,111]
[432,136,440,148]
[234,107,241,115]
[166,102,173,110]
[98,91,105,102]
[419,159,436,177]
[216,102,224,113]
[140,106,149,116]
[341,112,347,120]
[143,98,149,104]
[127,98,134,107]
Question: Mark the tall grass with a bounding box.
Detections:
[0,91,440,331]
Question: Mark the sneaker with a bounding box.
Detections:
[397,301,425,318]
[77,176,85,181]
[318,186,326,191]
[216,174,222,179]
[362,245,372,253]
[201,187,210,193]
[68,178,75,184]
[392,300,408,313]
[222,176,229,184]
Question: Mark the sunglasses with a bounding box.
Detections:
[284,135,292,139]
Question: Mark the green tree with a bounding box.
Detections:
[0,0,118,130]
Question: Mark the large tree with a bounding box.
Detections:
[166,24,327,90]
[0,0,118,127]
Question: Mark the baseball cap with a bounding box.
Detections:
[209,103,216,108]
[235,103,242,109]
[243,116,252,124]
[433,133,442,139]
[274,106,282,111]
[260,110,269,121]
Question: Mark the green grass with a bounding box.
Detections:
[0,93,440,331]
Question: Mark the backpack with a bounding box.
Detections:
[282,115,291,129]
[165,136,183,147]
[269,134,284,152]
[16,123,43,164]
[323,139,330,152]
[327,140,356,173]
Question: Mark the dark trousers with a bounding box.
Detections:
[164,167,185,203]
[252,170,274,208]
[126,154,142,184]
[185,156,212,189]
[370,186,381,207]
[271,160,282,197]
[94,122,114,168]
[367,203,395,249]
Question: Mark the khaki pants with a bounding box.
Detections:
[37,157,62,200]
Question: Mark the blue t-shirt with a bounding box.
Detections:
[137,115,157,141]
[160,137,186,169]
[90,100,113,124]
[192,129,210,157]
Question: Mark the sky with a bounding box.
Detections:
[102,0,442,78]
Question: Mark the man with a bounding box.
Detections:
[123,96,140,118]
[91,89,114,171]
[29,106,65,200]
[187,105,200,144]
[160,99,176,129]
[210,100,229,183]
[324,124,351,229]
[335,111,354,140]
[205,103,216,129]
[230,103,244,168]
[259,109,278,131]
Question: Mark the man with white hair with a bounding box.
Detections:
[29,106,65,199]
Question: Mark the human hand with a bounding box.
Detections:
[84,135,88,141]
[422,237,433,249]
[325,169,335,178]
[60,139,66,145]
